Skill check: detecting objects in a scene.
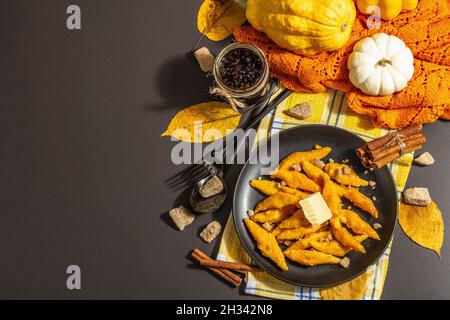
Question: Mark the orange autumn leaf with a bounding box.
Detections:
[320,269,373,300]
[399,201,444,257]
[161,101,241,143]
[197,0,246,41]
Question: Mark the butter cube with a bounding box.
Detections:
[299,193,332,226]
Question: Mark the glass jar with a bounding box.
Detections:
[213,42,270,101]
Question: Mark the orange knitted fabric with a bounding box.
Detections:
[234,0,450,128]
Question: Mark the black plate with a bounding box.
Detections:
[233,125,398,288]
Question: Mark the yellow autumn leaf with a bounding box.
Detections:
[320,270,373,300]
[399,201,444,257]
[197,0,246,41]
[161,101,241,143]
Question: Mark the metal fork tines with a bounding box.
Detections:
[166,161,218,190]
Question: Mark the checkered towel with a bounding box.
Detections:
[217,89,414,300]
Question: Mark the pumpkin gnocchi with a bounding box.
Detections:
[245,147,380,270]
[324,163,369,187]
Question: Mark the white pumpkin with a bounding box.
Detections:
[348,33,414,96]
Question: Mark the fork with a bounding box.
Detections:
[166,87,292,190]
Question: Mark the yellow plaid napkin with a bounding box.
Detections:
[217,89,415,300]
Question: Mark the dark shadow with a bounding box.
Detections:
[146,53,214,112]
[146,36,238,112]
[159,210,177,231]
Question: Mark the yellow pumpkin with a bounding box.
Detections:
[355,0,418,21]
[246,0,356,56]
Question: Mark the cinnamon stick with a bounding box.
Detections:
[369,133,423,156]
[371,134,426,161]
[368,144,423,169]
[356,125,425,169]
[193,248,243,286]
[191,251,241,287]
[360,156,375,169]
[366,125,421,151]
[199,259,261,272]
[356,146,367,159]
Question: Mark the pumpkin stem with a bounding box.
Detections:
[341,23,348,32]
[378,58,393,67]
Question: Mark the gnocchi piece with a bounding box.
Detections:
[330,216,366,253]
[279,186,310,199]
[271,225,286,238]
[251,205,297,224]
[321,177,344,213]
[285,231,330,252]
[284,249,341,266]
[324,163,369,187]
[255,191,300,213]
[278,209,309,229]
[250,179,280,196]
[342,187,379,218]
[338,209,380,240]
[244,218,288,270]
[272,169,321,193]
[301,161,330,188]
[278,147,332,171]
[310,235,367,257]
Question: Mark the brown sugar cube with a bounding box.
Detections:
[169,206,195,231]
[339,257,350,268]
[284,102,312,120]
[373,223,382,230]
[403,187,432,206]
[414,152,435,166]
[262,222,274,232]
[200,221,222,243]
[199,175,224,198]
[312,159,325,169]
[342,165,352,175]
[194,47,215,73]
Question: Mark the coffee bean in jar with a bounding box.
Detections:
[213,42,269,102]
[218,48,264,90]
